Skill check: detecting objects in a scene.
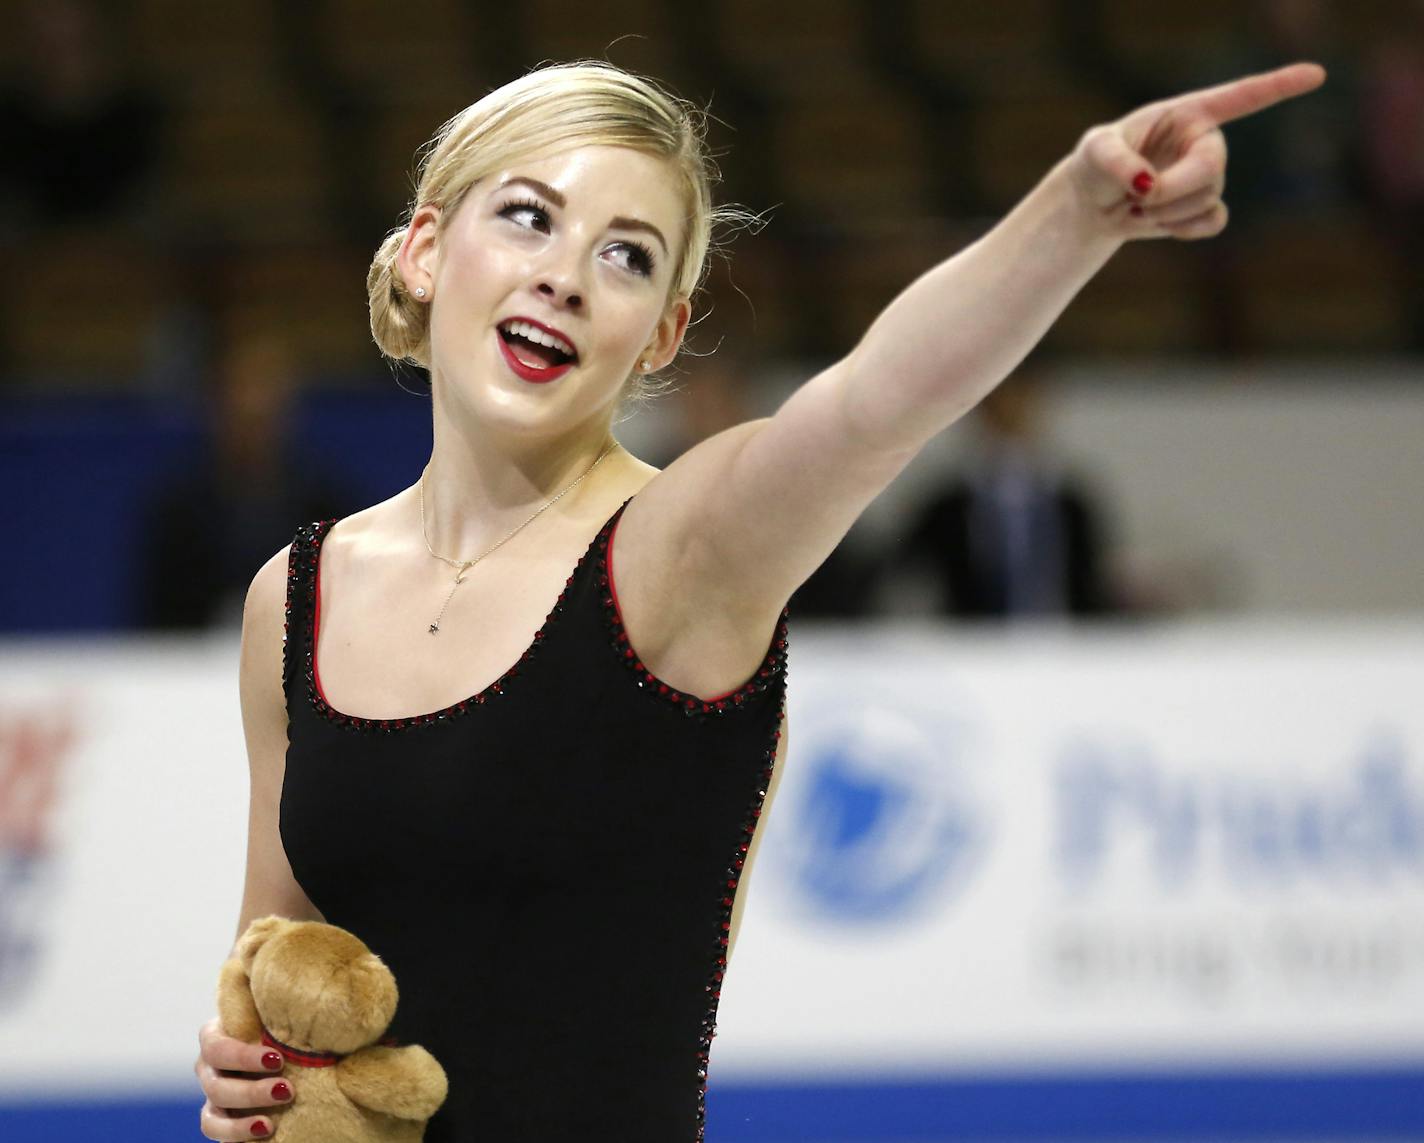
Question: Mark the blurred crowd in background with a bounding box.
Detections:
[1,0,1420,633]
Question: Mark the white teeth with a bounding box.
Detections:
[500,320,575,358]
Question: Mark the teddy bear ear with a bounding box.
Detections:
[235,915,293,972]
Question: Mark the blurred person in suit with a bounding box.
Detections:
[898,364,1121,619]
[136,329,351,630]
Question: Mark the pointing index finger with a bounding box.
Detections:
[1172,62,1327,128]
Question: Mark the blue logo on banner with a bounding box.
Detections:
[778,683,992,924]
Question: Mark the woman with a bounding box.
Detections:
[194,58,1325,1141]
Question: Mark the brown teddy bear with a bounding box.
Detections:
[217,915,448,1142]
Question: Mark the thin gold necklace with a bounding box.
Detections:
[418,441,621,634]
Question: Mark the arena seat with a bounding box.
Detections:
[769,80,933,228]
[213,245,378,380]
[0,231,169,387]
[129,0,286,103]
[713,0,869,90]
[1091,0,1242,88]
[1050,240,1206,356]
[907,0,1070,90]
[522,0,685,81]
[967,83,1122,210]
[162,95,338,245]
[691,235,801,361]
[1229,211,1409,354]
[362,97,488,221]
[312,0,481,102]
[813,218,984,358]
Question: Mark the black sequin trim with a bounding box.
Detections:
[283,517,589,734]
[594,516,790,721]
[692,705,786,1140]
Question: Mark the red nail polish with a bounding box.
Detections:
[252,1120,271,1137]
[262,1052,283,1071]
[271,1081,292,1101]
[1133,171,1155,195]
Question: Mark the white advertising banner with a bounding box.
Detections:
[0,622,1421,1099]
[0,637,251,1097]
[714,620,1424,1076]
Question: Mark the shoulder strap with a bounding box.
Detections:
[282,520,329,700]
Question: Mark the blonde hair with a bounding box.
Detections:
[367,60,752,414]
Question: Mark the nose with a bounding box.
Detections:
[537,278,582,308]
[533,245,585,310]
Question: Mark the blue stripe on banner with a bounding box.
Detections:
[706,1065,1424,1139]
[0,1065,1420,1142]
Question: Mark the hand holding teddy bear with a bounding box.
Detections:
[195,916,447,1142]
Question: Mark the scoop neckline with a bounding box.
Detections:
[299,495,634,730]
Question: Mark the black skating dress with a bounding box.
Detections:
[278,494,790,1142]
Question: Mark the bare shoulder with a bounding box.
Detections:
[240,543,294,710]
[244,543,292,625]
[298,490,412,572]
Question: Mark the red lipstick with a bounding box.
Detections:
[495,327,575,384]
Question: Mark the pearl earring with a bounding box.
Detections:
[640,360,651,371]
[415,287,427,299]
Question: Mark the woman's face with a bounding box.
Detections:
[403,144,692,441]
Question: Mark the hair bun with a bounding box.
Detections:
[367,227,430,369]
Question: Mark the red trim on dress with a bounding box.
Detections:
[605,508,747,705]
[312,548,329,705]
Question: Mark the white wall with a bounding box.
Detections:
[1045,359,1424,613]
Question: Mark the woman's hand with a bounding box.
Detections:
[1064,61,1328,241]
[195,1015,294,1141]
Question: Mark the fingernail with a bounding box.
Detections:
[251,1120,271,1137]
[262,1052,283,1071]
[1130,204,1145,217]
[1132,171,1155,195]
[271,1081,292,1101]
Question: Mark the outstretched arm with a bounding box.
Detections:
[639,63,1327,628]
[839,61,1326,452]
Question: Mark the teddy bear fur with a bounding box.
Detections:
[217,915,448,1143]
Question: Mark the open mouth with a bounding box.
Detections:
[497,319,578,370]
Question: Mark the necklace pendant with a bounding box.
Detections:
[429,622,440,634]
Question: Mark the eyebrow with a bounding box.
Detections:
[494,175,669,255]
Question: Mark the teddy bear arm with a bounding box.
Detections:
[335,1045,449,1122]
[215,957,264,1043]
